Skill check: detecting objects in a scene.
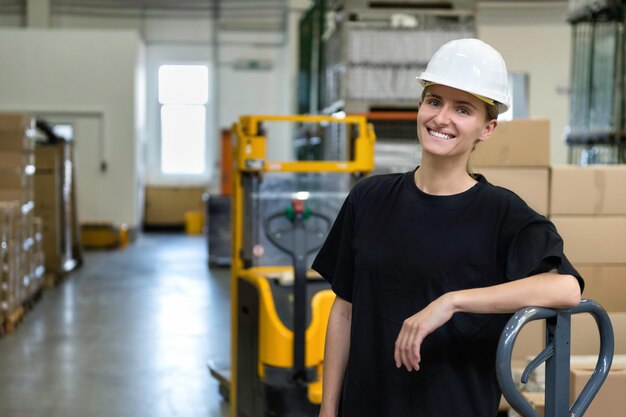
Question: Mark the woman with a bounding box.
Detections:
[312,38,583,417]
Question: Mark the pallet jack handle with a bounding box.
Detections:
[264,198,332,384]
[496,299,614,417]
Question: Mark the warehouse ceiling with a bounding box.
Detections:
[0,0,288,14]
[0,0,567,31]
[0,0,566,14]
[0,0,289,31]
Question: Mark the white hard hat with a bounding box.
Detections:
[417,38,511,114]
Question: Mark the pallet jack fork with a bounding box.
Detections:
[497,299,614,417]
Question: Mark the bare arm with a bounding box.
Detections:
[394,272,581,371]
[320,295,352,417]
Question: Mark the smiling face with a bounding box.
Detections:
[417,84,497,162]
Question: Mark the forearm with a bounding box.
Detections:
[394,272,581,371]
[448,272,581,315]
[320,296,352,417]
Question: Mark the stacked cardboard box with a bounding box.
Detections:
[34,141,81,284]
[0,114,45,320]
[550,165,626,310]
[548,165,626,416]
[0,113,35,202]
[514,354,626,417]
[471,119,551,216]
[507,166,626,416]
[569,354,626,417]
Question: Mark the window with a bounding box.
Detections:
[499,73,529,121]
[158,64,209,175]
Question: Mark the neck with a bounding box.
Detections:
[414,154,476,195]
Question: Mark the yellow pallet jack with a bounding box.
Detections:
[209,115,375,417]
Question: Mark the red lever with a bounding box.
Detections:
[292,199,305,214]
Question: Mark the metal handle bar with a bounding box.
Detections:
[496,299,614,417]
[264,210,331,257]
[263,206,332,383]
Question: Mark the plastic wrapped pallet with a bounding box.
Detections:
[31,217,45,294]
[0,202,21,318]
[34,141,81,282]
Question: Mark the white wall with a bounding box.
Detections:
[0,28,145,228]
[477,3,572,164]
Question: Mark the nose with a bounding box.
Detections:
[432,106,452,126]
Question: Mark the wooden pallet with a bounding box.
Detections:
[22,287,43,312]
[0,287,45,336]
[3,305,25,335]
[44,272,65,288]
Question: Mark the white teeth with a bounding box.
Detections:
[428,129,454,140]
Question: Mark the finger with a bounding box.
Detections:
[401,323,416,371]
[406,325,421,371]
[397,324,413,371]
[401,343,412,372]
[394,338,401,368]
[411,334,422,370]
[413,330,428,365]
[399,332,412,371]
[394,327,406,368]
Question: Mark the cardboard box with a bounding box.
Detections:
[0,113,34,131]
[512,320,545,361]
[0,131,33,152]
[0,169,32,189]
[0,151,34,170]
[470,119,550,167]
[0,189,33,203]
[144,187,206,225]
[570,362,626,417]
[571,313,626,355]
[575,265,626,311]
[475,167,549,215]
[33,168,62,274]
[514,358,626,417]
[34,146,60,171]
[551,165,626,215]
[37,209,62,274]
[551,216,626,264]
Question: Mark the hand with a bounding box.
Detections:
[393,294,455,372]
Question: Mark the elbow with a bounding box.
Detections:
[332,295,353,322]
[559,275,582,308]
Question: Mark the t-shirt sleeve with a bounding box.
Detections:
[311,193,356,302]
[505,217,584,293]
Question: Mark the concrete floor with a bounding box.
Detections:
[0,233,231,417]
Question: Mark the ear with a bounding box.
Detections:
[477,119,498,142]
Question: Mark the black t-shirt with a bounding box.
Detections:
[312,169,583,417]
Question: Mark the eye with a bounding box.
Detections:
[426,98,441,107]
[456,107,471,115]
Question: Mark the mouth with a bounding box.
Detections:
[427,128,456,141]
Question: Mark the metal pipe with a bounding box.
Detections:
[496,299,614,417]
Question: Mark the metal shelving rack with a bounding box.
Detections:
[298,0,476,169]
[566,0,626,164]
